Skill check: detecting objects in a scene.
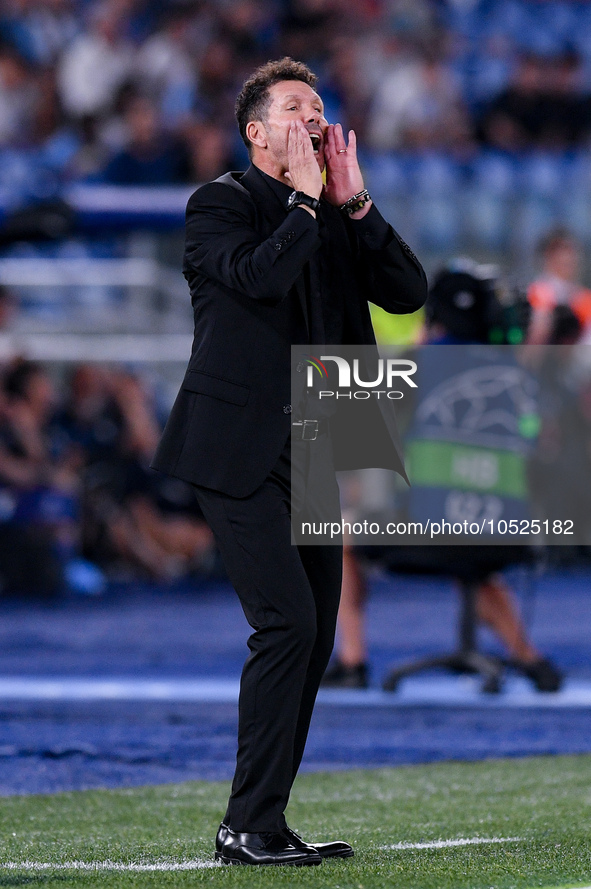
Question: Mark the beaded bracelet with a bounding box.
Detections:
[340,189,371,215]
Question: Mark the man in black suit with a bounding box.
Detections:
[152,58,427,866]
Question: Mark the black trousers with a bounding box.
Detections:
[193,435,342,833]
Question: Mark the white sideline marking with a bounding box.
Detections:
[0,859,218,871]
[0,677,240,702]
[384,836,522,851]
[0,675,590,708]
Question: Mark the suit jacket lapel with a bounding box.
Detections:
[241,165,289,233]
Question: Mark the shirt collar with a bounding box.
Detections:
[255,166,293,203]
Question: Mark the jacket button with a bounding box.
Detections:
[283,404,292,414]
[274,243,282,251]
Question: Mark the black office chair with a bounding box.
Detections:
[373,545,540,694]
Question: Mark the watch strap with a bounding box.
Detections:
[287,191,320,213]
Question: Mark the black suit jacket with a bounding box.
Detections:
[151,164,427,497]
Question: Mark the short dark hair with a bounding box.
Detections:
[235,57,318,156]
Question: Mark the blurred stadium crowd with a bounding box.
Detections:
[0,352,214,595]
[2,0,591,192]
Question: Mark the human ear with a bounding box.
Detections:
[246,120,267,150]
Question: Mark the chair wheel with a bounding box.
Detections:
[481,674,502,694]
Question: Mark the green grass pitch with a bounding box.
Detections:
[0,754,590,888]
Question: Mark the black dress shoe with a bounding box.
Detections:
[321,659,369,689]
[283,824,354,859]
[521,657,563,692]
[215,823,322,866]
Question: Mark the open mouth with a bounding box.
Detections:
[309,133,321,154]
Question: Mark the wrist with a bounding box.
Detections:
[339,189,371,216]
[286,191,321,213]
[348,200,372,220]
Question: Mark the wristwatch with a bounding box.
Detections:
[286,191,320,213]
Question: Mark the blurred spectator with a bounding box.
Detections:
[527,227,591,344]
[321,35,372,139]
[218,0,276,66]
[135,7,198,130]
[2,359,79,501]
[0,360,215,592]
[54,364,214,580]
[94,79,138,155]
[0,43,40,146]
[479,51,591,151]
[183,120,235,183]
[29,64,76,164]
[57,1,134,120]
[478,54,547,152]
[527,323,591,550]
[280,0,342,66]
[468,32,515,109]
[0,378,62,596]
[539,50,589,150]
[195,37,241,125]
[99,94,190,185]
[52,363,120,464]
[0,358,102,595]
[366,43,473,153]
[385,0,439,39]
[0,285,17,330]
[0,0,79,68]
[62,113,110,180]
